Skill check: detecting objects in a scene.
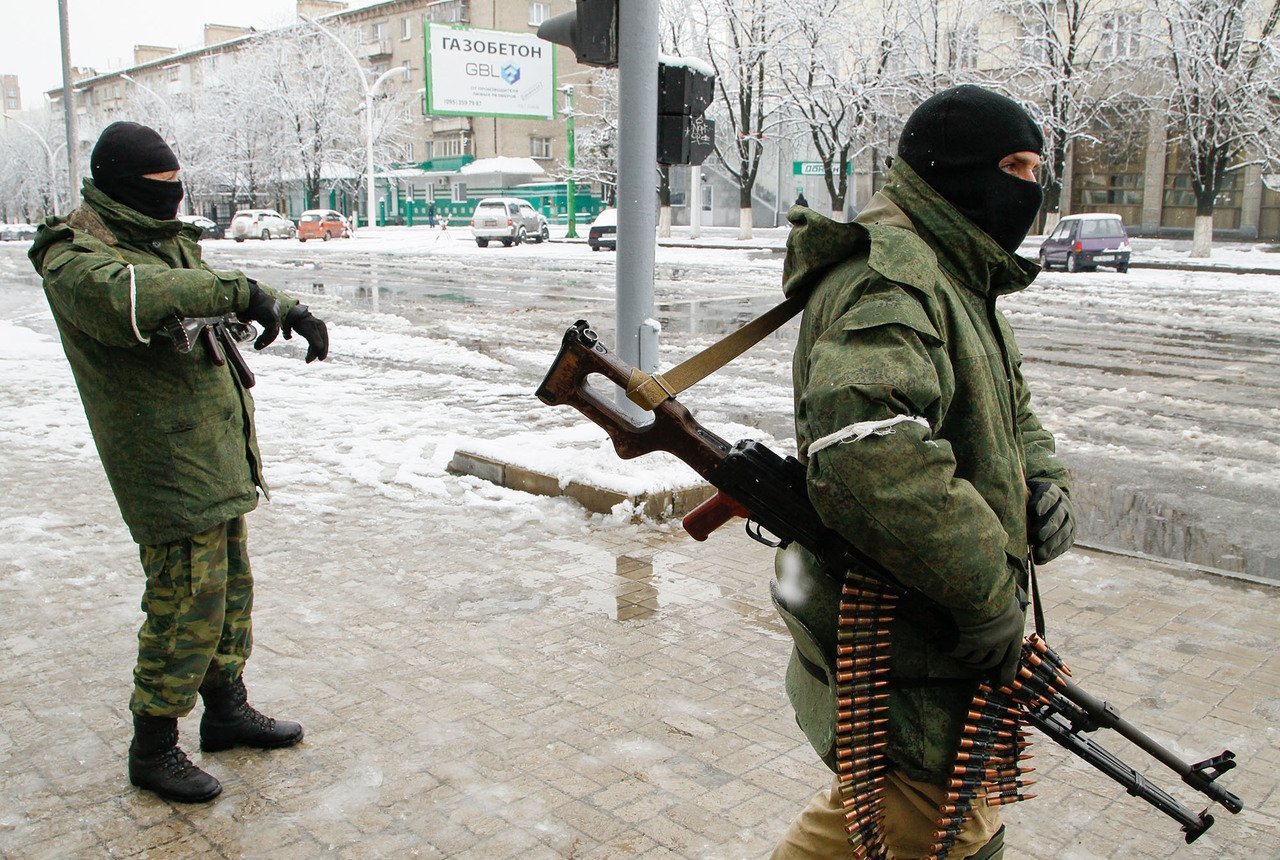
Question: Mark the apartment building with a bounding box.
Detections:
[45,0,597,224]
[1,75,20,114]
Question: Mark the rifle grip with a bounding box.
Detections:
[683,490,752,541]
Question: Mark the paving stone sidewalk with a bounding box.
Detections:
[2,456,1277,859]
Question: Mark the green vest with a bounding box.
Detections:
[778,160,1070,784]
[29,181,299,545]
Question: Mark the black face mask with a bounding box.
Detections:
[897,85,1046,254]
[96,175,184,221]
[928,166,1044,254]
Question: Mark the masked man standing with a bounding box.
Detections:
[28,122,330,803]
[770,86,1076,858]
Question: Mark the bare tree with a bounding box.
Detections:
[1157,0,1280,255]
[563,68,619,206]
[994,0,1146,229]
[778,0,903,218]
[694,0,792,238]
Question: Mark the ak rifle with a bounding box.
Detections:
[536,319,1244,843]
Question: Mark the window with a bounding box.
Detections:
[165,64,181,83]
[530,136,553,159]
[528,1,550,26]
[947,26,978,70]
[1099,13,1141,59]
[425,1,469,25]
[405,184,416,202]
[401,17,413,40]
[452,182,467,204]
[1020,19,1049,64]
[434,133,471,158]
[373,21,389,41]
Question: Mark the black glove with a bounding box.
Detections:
[1028,480,1075,564]
[241,279,281,350]
[950,590,1027,687]
[283,304,329,363]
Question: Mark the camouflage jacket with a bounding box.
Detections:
[776,159,1070,784]
[28,180,299,546]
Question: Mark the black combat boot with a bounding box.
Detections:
[199,677,304,752]
[128,714,222,803]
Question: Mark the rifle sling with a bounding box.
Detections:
[625,293,808,411]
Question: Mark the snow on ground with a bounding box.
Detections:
[0,231,1276,580]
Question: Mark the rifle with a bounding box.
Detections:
[163,314,258,388]
[536,319,1244,844]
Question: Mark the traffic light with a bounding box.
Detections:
[657,61,716,166]
[537,0,618,68]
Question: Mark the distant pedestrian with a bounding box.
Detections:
[427,201,437,227]
[27,121,328,804]
[795,191,809,208]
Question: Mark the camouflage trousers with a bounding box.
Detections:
[130,516,254,717]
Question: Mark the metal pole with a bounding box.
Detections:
[615,0,660,419]
[563,85,578,239]
[690,164,701,238]
[57,0,79,208]
[366,90,376,227]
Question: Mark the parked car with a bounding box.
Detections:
[297,209,350,242]
[178,214,224,240]
[1038,213,1131,273]
[470,197,550,247]
[0,223,37,242]
[229,209,296,242]
[588,208,617,251]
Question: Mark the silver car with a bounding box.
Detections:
[470,197,550,247]
[229,209,296,242]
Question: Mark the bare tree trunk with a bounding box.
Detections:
[1191,216,1213,257]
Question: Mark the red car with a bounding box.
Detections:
[297,209,350,242]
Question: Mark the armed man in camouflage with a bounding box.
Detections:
[28,122,329,803]
[770,86,1076,858]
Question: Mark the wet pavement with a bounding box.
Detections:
[1,240,1278,858]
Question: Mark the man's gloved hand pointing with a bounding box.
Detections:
[283,304,329,363]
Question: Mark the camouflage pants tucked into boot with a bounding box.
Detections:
[130,516,253,717]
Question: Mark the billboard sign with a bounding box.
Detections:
[425,24,555,120]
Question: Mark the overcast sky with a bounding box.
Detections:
[1,0,382,105]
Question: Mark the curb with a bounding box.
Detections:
[447,448,716,521]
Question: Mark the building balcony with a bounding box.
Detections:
[362,39,393,60]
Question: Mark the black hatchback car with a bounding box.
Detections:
[1038,213,1131,273]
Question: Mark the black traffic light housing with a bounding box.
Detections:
[537,0,618,68]
[657,61,716,166]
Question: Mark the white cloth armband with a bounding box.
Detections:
[807,415,930,457]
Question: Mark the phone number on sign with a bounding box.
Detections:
[440,98,482,108]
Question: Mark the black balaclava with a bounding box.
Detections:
[90,121,183,221]
[897,85,1044,254]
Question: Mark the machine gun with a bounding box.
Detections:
[162,314,258,388]
[536,319,1244,844]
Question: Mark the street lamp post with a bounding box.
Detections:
[4,112,61,214]
[302,14,405,230]
[560,85,578,239]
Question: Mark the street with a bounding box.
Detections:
[1,233,1278,858]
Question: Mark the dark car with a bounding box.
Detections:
[0,223,37,242]
[1038,213,1131,273]
[588,208,617,251]
[179,215,225,241]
